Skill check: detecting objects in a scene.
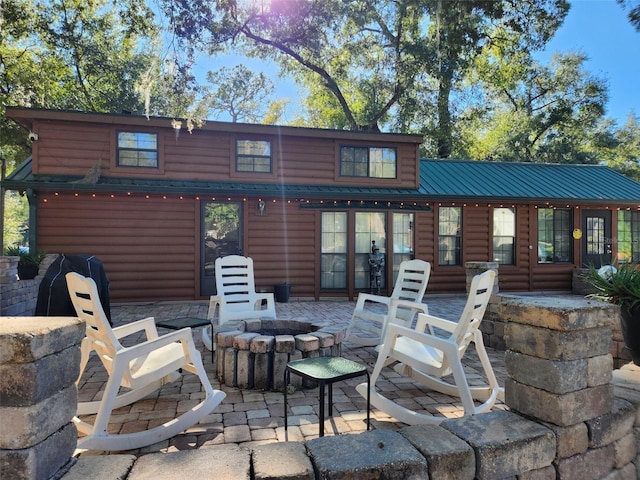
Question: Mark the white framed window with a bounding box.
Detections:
[236,139,272,173]
[340,146,396,178]
[493,207,515,265]
[117,131,158,167]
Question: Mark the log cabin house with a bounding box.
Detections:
[4,107,640,302]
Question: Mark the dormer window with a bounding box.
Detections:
[117,132,158,167]
[236,139,272,173]
[340,146,396,178]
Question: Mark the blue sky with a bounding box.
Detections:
[537,0,640,125]
[198,0,639,126]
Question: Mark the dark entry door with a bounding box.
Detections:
[200,201,242,296]
[582,210,612,268]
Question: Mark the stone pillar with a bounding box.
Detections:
[465,261,499,294]
[501,297,636,479]
[0,316,85,480]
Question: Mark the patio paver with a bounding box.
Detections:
[74,295,508,457]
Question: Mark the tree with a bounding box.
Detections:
[0,0,157,249]
[598,115,640,181]
[204,65,277,123]
[163,0,568,158]
[618,0,640,31]
[459,51,607,163]
[0,0,157,169]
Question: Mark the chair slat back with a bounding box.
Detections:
[451,270,496,353]
[215,255,258,312]
[390,259,431,303]
[66,272,121,371]
[389,259,431,322]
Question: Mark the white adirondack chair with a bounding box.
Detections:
[346,259,431,347]
[202,255,277,351]
[66,272,226,451]
[356,269,503,425]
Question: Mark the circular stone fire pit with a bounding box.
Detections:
[214,318,346,391]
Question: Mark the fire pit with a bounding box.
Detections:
[214,318,346,391]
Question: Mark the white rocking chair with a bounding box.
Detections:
[356,269,503,425]
[66,272,226,451]
[202,255,277,351]
[346,259,431,346]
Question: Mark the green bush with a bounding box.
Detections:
[4,246,46,267]
[583,263,640,310]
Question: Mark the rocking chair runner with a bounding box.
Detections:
[66,272,226,451]
[202,255,277,351]
[346,259,431,347]
[356,269,503,425]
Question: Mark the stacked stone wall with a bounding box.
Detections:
[500,296,637,479]
[0,254,56,316]
[0,316,84,479]
[63,297,640,480]
[482,293,632,369]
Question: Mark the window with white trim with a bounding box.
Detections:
[493,207,515,265]
[236,139,272,173]
[618,210,640,263]
[537,208,573,263]
[340,146,396,178]
[117,132,158,167]
[438,207,462,265]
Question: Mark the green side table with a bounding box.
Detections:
[284,356,370,437]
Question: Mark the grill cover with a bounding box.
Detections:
[35,254,111,324]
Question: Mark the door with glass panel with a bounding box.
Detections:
[392,213,415,284]
[582,210,612,267]
[321,212,348,289]
[200,201,242,296]
[355,212,387,291]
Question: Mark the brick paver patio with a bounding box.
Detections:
[75,295,507,456]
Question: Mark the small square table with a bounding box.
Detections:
[155,317,211,361]
[284,356,370,437]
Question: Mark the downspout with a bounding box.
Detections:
[0,158,5,250]
[26,189,37,252]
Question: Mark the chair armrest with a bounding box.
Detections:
[112,317,159,341]
[385,323,458,356]
[255,292,275,303]
[208,296,223,321]
[415,313,457,334]
[118,327,196,364]
[389,299,428,317]
[355,292,391,309]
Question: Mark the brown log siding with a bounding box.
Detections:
[13,111,630,302]
[34,190,619,302]
[33,119,419,188]
[37,193,198,301]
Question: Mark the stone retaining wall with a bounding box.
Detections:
[482,293,633,369]
[61,295,640,479]
[0,254,56,316]
[0,316,85,479]
[4,276,640,479]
